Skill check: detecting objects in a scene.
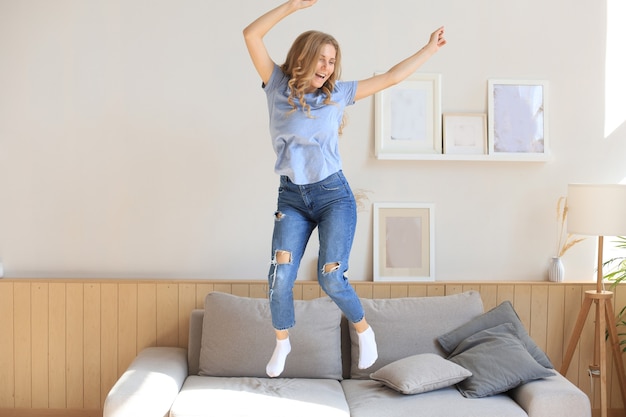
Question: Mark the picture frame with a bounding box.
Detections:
[442,113,487,155]
[373,202,435,281]
[375,73,442,159]
[487,79,550,159]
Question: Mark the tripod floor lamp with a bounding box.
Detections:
[560,183,626,417]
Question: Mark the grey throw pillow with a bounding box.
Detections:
[447,323,554,398]
[198,292,343,379]
[370,353,472,395]
[437,300,553,368]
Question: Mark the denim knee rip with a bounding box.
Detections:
[322,262,341,275]
[268,250,292,302]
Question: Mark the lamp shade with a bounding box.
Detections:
[566,183,626,236]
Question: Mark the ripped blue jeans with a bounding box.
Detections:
[268,170,365,330]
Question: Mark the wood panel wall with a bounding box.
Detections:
[0,279,625,416]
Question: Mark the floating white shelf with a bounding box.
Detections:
[375,153,552,162]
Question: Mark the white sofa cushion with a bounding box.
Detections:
[198,292,343,379]
[171,376,350,417]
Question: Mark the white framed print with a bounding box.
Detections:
[373,203,435,281]
[442,113,487,155]
[375,73,442,159]
[487,79,550,160]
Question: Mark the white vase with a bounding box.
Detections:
[548,257,564,282]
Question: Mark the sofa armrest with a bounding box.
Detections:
[509,372,591,417]
[104,347,188,417]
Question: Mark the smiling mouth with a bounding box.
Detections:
[315,73,326,80]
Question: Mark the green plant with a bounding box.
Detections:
[604,236,626,285]
[605,236,626,352]
[615,305,626,353]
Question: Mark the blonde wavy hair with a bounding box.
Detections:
[281,30,346,132]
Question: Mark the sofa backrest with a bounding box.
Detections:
[188,308,354,378]
[188,290,484,379]
[189,292,345,379]
[349,291,484,378]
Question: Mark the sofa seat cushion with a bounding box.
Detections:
[170,376,350,417]
[340,379,529,417]
[199,292,343,379]
[349,291,484,378]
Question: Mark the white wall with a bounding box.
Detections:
[1,0,624,281]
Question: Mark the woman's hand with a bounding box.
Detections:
[427,26,447,52]
[288,0,318,11]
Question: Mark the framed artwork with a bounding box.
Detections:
[442,113,487,155]
[375,73,442,159]
[487,79,549,158]
[373,203,435,281]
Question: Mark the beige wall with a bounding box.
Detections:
[0,0,624,281]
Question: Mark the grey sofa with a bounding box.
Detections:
[103,291,591,417]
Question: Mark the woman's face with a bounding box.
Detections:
[308,43,336,91]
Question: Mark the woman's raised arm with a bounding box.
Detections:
[243,0,318,85]
[354,26,446,101]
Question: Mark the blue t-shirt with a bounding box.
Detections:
[263,64,357,185]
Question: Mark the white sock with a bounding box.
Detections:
[357,327,378,369]
[266,337,291,377]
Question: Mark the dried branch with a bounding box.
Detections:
[555,197,584,257]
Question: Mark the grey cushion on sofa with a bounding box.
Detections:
[447,323,555,398]
[349,291,484,378]
[437,300,553,369]
[198,292,343,379]
[369,353,471,395]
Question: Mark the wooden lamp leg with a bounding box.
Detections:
[561,293,593,376]
[598,296,608,417]
[561,236,626,416]
[561,291,626,417]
